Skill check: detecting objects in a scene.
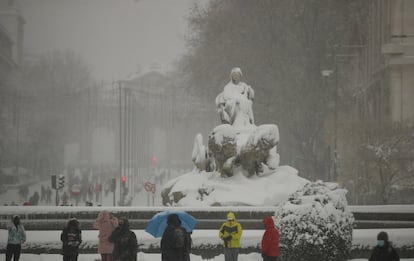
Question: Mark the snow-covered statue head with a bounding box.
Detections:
[215,67,255,127]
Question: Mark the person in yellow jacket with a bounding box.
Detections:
[219,212,243,261]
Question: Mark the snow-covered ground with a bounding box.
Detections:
[8,254,414,261]
[1,228,414,261]
[1,175,414,261]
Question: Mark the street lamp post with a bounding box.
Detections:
[321,69,334,181]
[325,44,366,181]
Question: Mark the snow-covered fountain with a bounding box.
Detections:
[163,67,355,260]
[161,67,307,206]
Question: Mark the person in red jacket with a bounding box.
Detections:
[261,216,279,261]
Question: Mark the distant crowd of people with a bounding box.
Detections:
[4,211,400,261]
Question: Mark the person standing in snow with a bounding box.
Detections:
[160,214,192,261]
[369,231,399,261]
[61,217,82,261]
[93,211,119,261]
[108,217,138,261]
[6,215,26,261]
[219,212,243,261]
[261,216,279,261]
[215,67,255,126]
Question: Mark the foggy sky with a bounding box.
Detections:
[19,0,195,82]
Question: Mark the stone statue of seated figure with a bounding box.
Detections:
[215,67,255,127]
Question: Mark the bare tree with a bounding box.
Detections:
[179,0,367,179]
[21,50,94,177]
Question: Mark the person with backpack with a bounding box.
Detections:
[61,218,82,261]
[219,212,243,261]
[161,214,191,261]
[109,217,138,261]
[261,216,279,261]
[6,215,26,261]
[93,210,119,261]
[369,231,400,261]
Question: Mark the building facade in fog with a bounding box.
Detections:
[0,0,24,182]
[0,0,24,66]
[332,0,414,204]
[0,21,14,85]
[383,0,414,123]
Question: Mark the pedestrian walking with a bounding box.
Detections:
[369,231,399,261]
[93,211,119,261]
[61,217,82,261]
[109,217,138,261]
[261,216,279,261]
[160,213,191,261]
[218,212,243,261]
[6,215,26,261]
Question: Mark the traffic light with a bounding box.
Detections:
[121,175,127,183]
[58,175,65,189]
[51,175,57,189]
[110,178,116,192]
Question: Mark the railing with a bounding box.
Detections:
[1,205,414,230]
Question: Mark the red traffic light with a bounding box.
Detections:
[121,175,127,182]
[152,156,158,164]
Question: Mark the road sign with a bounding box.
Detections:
[144,181,155,193]
[71,184,81,197]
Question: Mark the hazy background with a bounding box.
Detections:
[20,0,195,81]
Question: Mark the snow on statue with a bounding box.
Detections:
[209,67,279,177]
[161,67,305,206]
[215,67,255,126]
[161,67,349,209]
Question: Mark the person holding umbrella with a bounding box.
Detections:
[160,213,191,261]
[219,212,243,261]
[108,217,138,261]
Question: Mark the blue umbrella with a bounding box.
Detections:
[145,210,198,238]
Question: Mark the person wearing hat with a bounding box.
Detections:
[218,212,243,261]
[6,215,26,261]
[369,231,399,261]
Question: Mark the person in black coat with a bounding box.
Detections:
[369,231,399,261]
[161,214,191,261]
[109,217,138,261]
[60,218,82,261]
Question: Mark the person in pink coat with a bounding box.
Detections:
[93,211,119,261]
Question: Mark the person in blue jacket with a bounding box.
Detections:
[6,215,26,261]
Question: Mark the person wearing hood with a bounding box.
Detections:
[219,212,243,261]
[160,213,191,261]
[6,215,26,261]
[60,217,82,261]
[369,231,399,261]
[261,216,279,261]
[93,211,119,261]
[108,217,138,261]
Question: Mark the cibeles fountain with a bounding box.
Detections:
[161,67,309,206]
